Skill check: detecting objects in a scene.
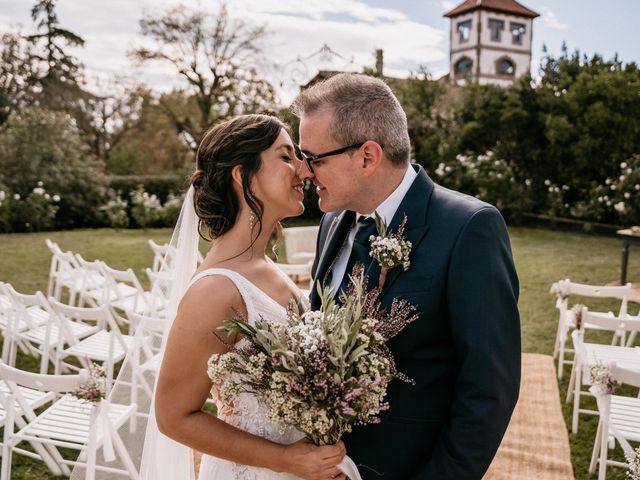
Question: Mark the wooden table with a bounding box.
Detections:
[617,228,640,285]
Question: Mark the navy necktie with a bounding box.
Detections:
[338,216,377,296]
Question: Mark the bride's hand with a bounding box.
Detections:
[279,438,347,480]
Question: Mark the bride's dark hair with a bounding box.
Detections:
[190,114,287,241]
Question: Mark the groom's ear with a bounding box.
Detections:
[360,140,384,177]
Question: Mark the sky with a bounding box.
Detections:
[1,0,639,104]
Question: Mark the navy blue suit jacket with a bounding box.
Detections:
[310,165,521,479]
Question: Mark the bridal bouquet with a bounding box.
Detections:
[206,266,418,446]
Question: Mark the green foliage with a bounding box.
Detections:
[108,174,188,204]
[0,108,108,229]
[99,190,129,229]
[434,150,533,221]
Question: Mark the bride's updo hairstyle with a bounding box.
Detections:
[190,114,286,242]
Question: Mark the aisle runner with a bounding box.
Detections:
[483,353,575,480]
[195,354,574,479]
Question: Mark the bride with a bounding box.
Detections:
[152,114,346,480]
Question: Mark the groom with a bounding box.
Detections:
[292,73,521,479]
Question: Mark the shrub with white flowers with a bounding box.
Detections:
[100,190,129,229]
[130,184,163,228]
[434,149,532,220]
[10,182,60,232]
[162,191,185,225]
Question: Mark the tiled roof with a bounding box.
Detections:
[444,0,539,18]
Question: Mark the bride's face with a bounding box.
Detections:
[251,128,305,220]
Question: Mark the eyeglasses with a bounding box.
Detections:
[296,142,383,174]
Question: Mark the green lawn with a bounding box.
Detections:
[1,226,639,479]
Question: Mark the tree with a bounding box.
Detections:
[0,108,108,228]
[26,0,85,106]
[130,1,277,149]
[0,32,37,125]
[108,88,194,174]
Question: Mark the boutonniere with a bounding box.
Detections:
[369,211,412,290]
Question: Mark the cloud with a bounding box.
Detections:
[233,0,408,23]
[0,0,448,104]
[441,1,456,12]
[541,6,568,30]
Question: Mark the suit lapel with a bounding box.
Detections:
[311,210,356,308]
[366,165,435,293]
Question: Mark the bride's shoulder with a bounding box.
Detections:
[178,273,245,319]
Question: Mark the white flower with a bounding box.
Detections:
[13,194,20,200]
[635,184,640,191]
[614,202,626,212]
[624,192,631,199]
[627,168,633,175]
[444,165,452,173]
[44,193,50,200]
[619,175,626,181]
[525,179,532,187]
[33,187,45,195]
[52,194,60,202]
[605,178,611,185]
[544,179,551,186]
[0,191,5,201]
[37,181,43,187]
[620,162,628,169]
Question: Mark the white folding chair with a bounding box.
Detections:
[99,262,162,319]
[0,376,56,468]
[144,268,171,317]
[45,240,87,305]
[589,363,640,480]
[125,311,165,431]
[551,279,632,379]
[1,285,58,373]
[74,253,110,308]
[568,308,640,433]
[0,361,138,480]
[148,239,174,273]
[50,300,135,392]
[282,226,318,265]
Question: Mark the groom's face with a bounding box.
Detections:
[298,109,362,213]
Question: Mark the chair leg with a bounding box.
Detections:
[557,339,566,380]
[627,330,637,347]
[566,359,576,404]
[112,429,139,479]
[589,418,602,473]
[552,318,563,360]
[598,426,608,480]
[571,362,582,434]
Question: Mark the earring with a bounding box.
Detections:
[249,211,256,230]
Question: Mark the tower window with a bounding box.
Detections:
[488,18,504,42]
[496,57,515,76]
[457,20,472,43]
[454,57,473,76]
[511,22,525,45]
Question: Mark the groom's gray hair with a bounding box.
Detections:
[291,73,411,166]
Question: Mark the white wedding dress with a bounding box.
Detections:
[190,267,307,480]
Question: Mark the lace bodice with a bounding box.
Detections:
[189,267,307,480]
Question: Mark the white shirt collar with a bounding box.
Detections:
[356,164,417,225]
